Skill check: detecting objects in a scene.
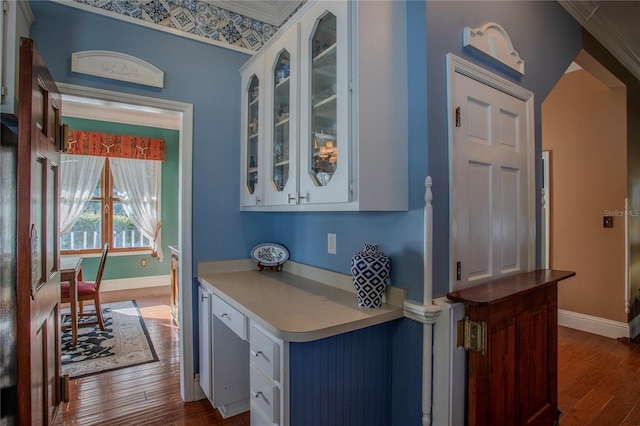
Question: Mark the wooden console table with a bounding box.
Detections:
[447,269,575,426]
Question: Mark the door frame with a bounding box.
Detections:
[446,53,536,291]
[56,83,197,401]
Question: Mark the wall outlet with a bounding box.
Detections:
[141,259,147,267]
[328,233,336,254]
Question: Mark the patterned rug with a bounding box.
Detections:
[61,300,158,379]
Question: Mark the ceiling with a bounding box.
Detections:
[559,0,640,81]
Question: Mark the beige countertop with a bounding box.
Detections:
[198,267,404,343]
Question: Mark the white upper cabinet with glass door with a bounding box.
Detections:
[298,1,350,205]
[239,0,407,212]
[240,56,264,207]
[263,23,299,206]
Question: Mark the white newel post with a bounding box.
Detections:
[404,176,442,426]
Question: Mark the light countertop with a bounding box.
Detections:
[198,267,404,343]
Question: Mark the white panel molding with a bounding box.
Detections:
[558,309,629,339]
[100,275,170,292]
[463,22,525,75]
[432,297,466,426]
[72,50,165,88]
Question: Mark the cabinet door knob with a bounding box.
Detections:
[250,349,263,357]
[251,390,263,398]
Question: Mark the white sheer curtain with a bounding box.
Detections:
[110,158,163,261]
[60,154,105,235]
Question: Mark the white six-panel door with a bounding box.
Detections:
[450,56,534,291]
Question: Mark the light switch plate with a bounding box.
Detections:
[328,233,336,254]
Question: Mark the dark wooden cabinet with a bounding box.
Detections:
[448,270,575,426]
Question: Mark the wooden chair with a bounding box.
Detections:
[61,243,109,331]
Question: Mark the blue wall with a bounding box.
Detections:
[425,1,582,298]
[29,1,583,425]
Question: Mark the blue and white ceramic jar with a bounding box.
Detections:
[350,244,390,308]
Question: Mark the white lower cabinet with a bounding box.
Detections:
[198,286,250,418]
[249,321,288,426]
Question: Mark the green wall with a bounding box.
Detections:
[61,117,179,281]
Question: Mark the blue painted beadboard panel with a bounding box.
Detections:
[289,322,395,426]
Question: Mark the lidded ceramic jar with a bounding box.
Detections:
[350,244,390,308]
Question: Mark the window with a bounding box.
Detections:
[60,159,153,254]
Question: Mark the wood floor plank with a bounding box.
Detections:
[559,326,640,425]
[61,290,640,425]
[60,289,249,425]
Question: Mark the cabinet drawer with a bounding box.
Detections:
[250,365,279,423]
[250,323,280,380]
[212,295,247,341]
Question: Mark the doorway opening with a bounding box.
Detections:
[57,83,197,401]
[541,50,628,339]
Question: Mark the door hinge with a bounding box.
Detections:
[348,80,353,92]
[457,317,487,355]
[456,261,461,281]
[455,106,461,127]
[1,85,6,97]
[3,1,8,14]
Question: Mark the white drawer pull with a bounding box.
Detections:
[250,350,263,357]
[220,312,229,318]
[251,390,263,398]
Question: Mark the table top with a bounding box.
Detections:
[447,269,576,306]
[60,256,82,272]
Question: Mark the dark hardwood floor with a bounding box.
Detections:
[558,326,640,425]
[59,288,640,425]
[59,287,250,426]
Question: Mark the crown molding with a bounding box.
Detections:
[205,0,303,26]
[558,0,640,81]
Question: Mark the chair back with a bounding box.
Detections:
[94,243,110,290]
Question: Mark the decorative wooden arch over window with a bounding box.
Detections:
[66,129,166,161]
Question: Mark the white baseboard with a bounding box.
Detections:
[558,309,629,339]
[101,275,170,292]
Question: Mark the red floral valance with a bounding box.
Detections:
[66,130,165,161]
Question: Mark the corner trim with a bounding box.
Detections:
[404,300,442,325]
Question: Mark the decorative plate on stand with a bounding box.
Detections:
[251,243,289,271]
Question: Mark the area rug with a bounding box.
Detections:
[61,300,158,379]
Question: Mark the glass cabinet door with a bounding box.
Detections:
[263,24,299,206]
[272,51,291,193]
[310,13,337,187]
[247,75,260,196]
[240,54,264,208]
[299,2,349,204]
